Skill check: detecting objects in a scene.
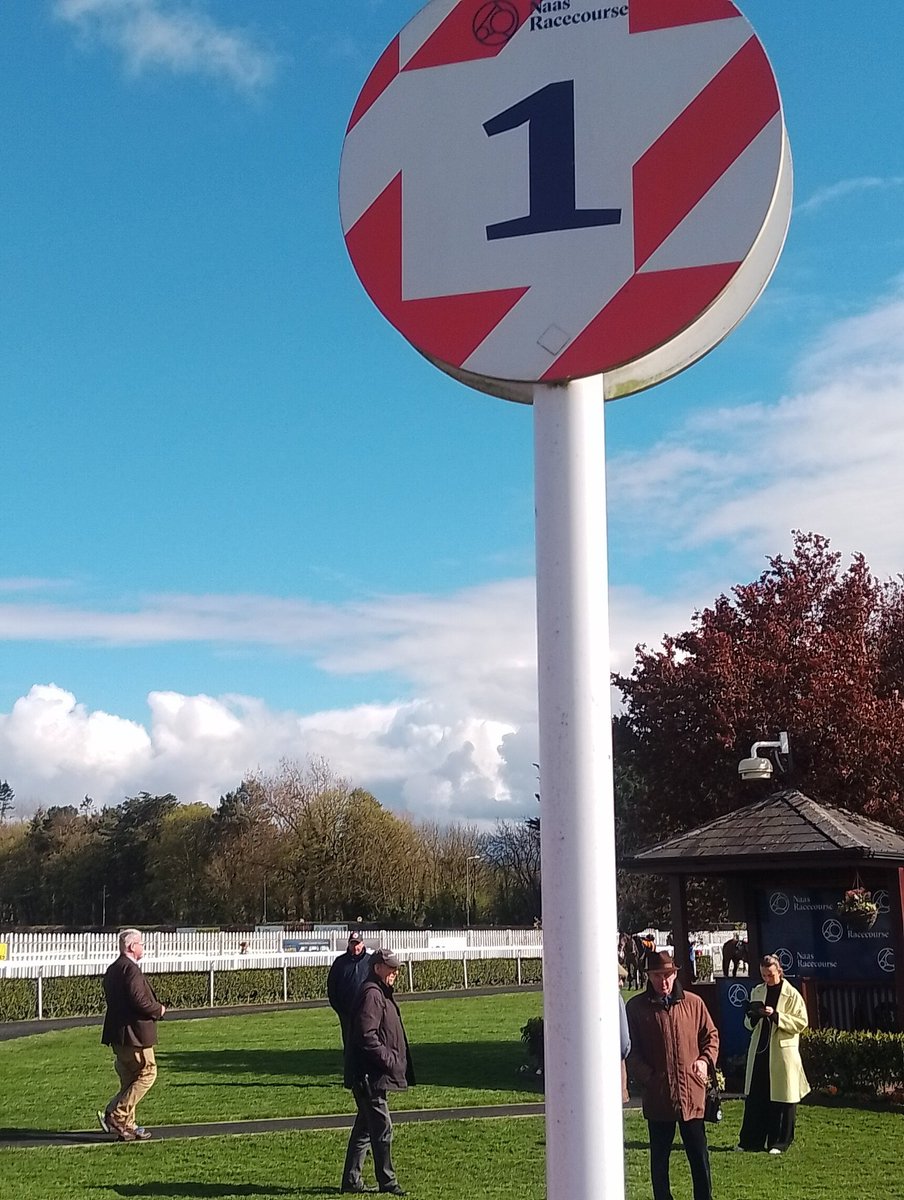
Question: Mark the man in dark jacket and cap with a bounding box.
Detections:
[328,931,373,1046]
[98,928,166,1141]
[626,950,719,1200]
[341,948,415,1196]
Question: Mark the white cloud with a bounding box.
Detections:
[796,175,904,216]
[54,0,277,92]
[608,287,904,578]
[0,580,696,820]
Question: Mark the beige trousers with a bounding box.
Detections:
[107,1045,157,1130]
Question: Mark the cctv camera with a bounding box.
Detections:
[738,756,773,782]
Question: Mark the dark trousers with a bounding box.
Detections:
[342,1083,397,1190]
[648,1118,712,1200]
[739,1093,797,1151]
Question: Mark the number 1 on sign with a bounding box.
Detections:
[484,80,622,241]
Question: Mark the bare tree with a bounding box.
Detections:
[483,818,541,924]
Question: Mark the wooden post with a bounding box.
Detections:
[743,880,761,976]
[669,875,693,987]
[799,977,820,1030]
[893,867,904,1033]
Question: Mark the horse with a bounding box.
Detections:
[618,932,645,989]
[721,935,748,977]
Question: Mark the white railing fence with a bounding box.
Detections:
[0,926,543,965]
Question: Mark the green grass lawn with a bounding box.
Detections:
[2,994,902,1199]
[0,993,544,1131]
[1,1106,902,1200]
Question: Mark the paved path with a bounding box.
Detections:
[0,1101,561,1150]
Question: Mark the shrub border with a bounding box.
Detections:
[0,957,543,1023]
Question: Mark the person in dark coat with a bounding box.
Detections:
[626,951,719,1200]
[98,928,166,1141]
[341,948,414,1196]
[328,931,373,1046]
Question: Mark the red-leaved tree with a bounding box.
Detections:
[614,531,904,853]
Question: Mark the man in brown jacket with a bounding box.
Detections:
[98,928,166,1142]
[626,950,719,1200]
[341,948,415,1196]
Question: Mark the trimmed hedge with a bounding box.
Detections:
[521,1023,904,1103]
[801,1028,904,1100]
[0,979,35,1022]
[520,957,543,985]
[0,956,540,1022]
[411,959,466,992]
[467,958,518,987]
[44,975,105,1018]
[288,965,330,1001]
[151,971,210,1010]
[215,968,283,1007]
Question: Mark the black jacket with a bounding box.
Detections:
[327,949,373,1022]
[101,955,164,1048]
[344,974,415,1093]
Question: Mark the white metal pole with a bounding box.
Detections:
[533,375,624,1200]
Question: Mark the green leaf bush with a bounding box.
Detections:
[411,959,466,992]
[44,976,105,1017]
[801,1028,904,1100]
[0,979,36,1022]
[466,958,518,987]
[520,957,542,984]
[287,965,330,1001]
[0,956,540,1020]
[520,1015,544,1069]
[214,968,284,1007]
[149,971,210,1010]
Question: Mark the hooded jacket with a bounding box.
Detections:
[344,973,415,1094]
[626,979,719,1121]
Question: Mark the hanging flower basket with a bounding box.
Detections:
[837,888,878,929]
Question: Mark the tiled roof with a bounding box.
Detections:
[623,789,904,871]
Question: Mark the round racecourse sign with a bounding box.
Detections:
[339,0,791,403]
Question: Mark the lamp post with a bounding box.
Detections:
[466,855,482,928]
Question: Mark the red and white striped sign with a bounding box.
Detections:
[340,0,789,399]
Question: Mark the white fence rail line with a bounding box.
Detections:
[0,944,543,981]
[0,927,544,962]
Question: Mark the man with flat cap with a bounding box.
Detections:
[626,950,719,1200]
[341,948,415,1196]
[328,930,373,1048]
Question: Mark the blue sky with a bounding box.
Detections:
[0,0,902,820]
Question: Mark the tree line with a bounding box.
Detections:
[0,759,540,929]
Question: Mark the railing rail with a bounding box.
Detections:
[0,927,545,963]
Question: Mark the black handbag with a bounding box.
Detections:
[704,1066,723,1124]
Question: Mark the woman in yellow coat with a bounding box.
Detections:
[736,954,810,1155]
